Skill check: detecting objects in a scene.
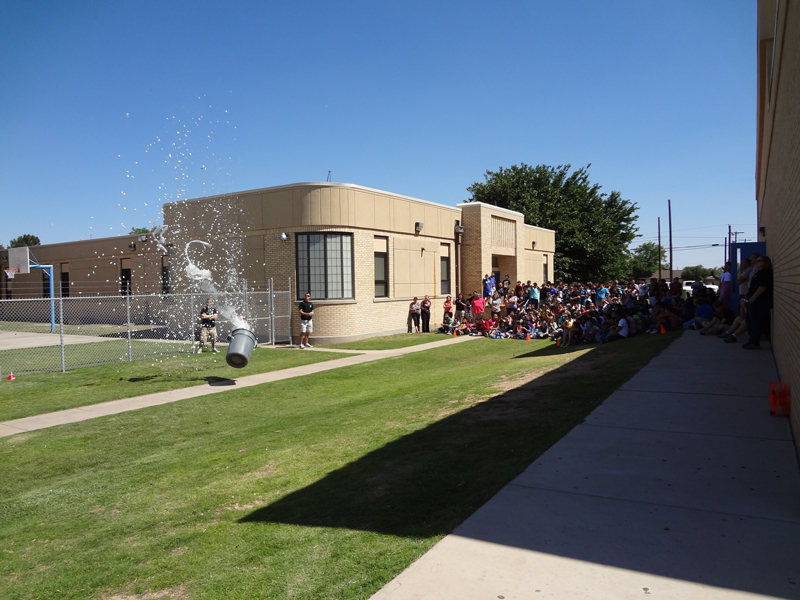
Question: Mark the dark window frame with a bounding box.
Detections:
[295,233,355,300]
[374,251,388,298]
[440,256,451,295]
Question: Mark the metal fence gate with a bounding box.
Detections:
[0,278,293,375]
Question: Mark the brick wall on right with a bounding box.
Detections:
[758,0,800,453]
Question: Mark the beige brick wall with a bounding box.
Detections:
[757,0,800,452]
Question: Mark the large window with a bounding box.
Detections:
[440,257,451,295]
[296,233,354,300]
[374,236,388,297]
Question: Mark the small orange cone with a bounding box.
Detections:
[660,324,666,334]
[526,333,531,341]
[769,381,780,415]
[557,338,562,347]
[452,329,457,337]
[6,373,15,381]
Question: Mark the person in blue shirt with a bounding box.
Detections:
[596,285,610,303]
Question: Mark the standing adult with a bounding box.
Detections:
[455,293,467,322]
[443,295,453,322]
[298,292,315,348]
[743,256,773,350]
[483,275,493,299]
[421,295,432,333]
[198,297,219,354]
[528,282,540,310]
[409,297,421,333]
[719,262,733,308]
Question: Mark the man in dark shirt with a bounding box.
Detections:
[198,298,218,354]
[298,292,315,349]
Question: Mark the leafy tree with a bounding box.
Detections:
[628,242,667,280]
[129,227,152,235]
[681,265,712,281]
[9,234,40,248]
[467,164,638,282]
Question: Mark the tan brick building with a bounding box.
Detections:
[756,0,800,453]
[164,182,555,344]
[2,182,554,344]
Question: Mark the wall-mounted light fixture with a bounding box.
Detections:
[415,222,424,232]
[280,232,290,242]
[128,242,137,250]
[759,226,766,237]
[455,225,465,235]
[138,235,148,242]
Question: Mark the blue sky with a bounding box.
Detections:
[0,0,756,269]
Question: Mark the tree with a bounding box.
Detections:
[9,234,40,248]
[681,265,712,281]
[628,242,667,280]
[467,164,638,282]
[129,227,152,235]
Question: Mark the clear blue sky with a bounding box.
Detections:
[0,0,756,269]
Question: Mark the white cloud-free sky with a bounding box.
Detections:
[0,1,757,268]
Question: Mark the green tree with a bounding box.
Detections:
[628,242,667,280]
[9,234,40,247]
[467,164,638,282]
[681,265,712,281]
[129,227,152,235]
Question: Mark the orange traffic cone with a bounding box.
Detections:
[660,324,666,334]
[557,338,562,347]
[526,333,531,341]
[452,329,457,337]
[6,373,15,381]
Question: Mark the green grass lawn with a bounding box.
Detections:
[325,332,443,350]
[0,331,680,600]
[0,348,351,422]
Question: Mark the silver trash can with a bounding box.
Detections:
[226,328,257,368]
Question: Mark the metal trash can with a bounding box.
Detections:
[226,328,257,368]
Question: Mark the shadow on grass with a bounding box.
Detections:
[240,333,680,539]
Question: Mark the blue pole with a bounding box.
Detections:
[31,265,55,332]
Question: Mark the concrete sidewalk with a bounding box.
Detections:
[0,335,474,438]
[372,333,800,600]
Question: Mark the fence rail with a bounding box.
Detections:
[0,279,291,375]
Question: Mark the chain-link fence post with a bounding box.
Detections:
[126,292,132,362]
[243,278,248,321]
[269,278,275,346]
[59,296,65,373]
[190,293,195,353]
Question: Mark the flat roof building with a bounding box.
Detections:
[1,182,555,344]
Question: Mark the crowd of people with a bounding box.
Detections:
[406,254,773,350]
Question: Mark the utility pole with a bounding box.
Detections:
[668,200,673,281]
[727,225,732,263]
[658,217,662,281]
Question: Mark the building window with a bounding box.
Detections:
[440,256,451,295]
[296,233,354,300]
[374,236,388,298]
[161,256,171,294]
[120,258,132,296]
[543,254,549,284]
[60,271,69,298]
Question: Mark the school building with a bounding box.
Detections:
[1,182,555,344]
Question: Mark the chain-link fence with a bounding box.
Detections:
[0,279,292,375]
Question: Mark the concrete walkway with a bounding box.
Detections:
[0,335,474,438]
[372,333,800,600]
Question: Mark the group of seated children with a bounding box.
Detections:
[435,279,725,346]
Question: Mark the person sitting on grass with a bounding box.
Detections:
[683,296,714,329]
[602,309,630,343]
